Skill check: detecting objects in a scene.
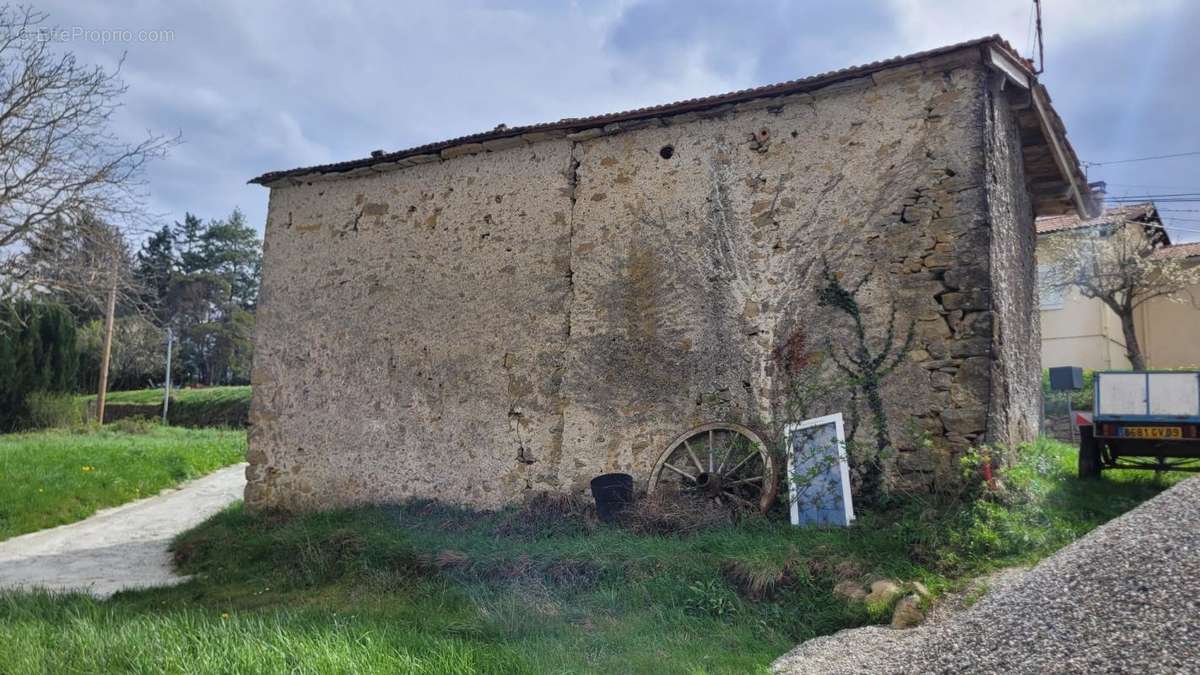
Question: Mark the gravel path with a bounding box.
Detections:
[0,463,246,598]
[774,477,1200,674]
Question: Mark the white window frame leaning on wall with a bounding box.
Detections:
[784,413,855,527]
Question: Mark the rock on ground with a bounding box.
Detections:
[774,477,1200,674]
[0,464,247,598]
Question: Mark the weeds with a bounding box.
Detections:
[685,579,741,619]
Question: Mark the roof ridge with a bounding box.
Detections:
[251,35,1028,185]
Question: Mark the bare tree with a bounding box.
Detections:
[16,211,144,421]
[1043,217,1200,370]
[0,6,174,284]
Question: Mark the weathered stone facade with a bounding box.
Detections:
[247,39,1092,510]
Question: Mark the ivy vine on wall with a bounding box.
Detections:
[816,260,914,501]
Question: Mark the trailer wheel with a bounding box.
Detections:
[1078,425,1101,479]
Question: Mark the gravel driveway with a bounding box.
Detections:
[0,464,246,598]
[774,476,1200,674]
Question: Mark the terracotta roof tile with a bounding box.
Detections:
[1151,241,1200,260]
[1036,203,1157,234]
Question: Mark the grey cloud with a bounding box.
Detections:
[30,1,1200,243]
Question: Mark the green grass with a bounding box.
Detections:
[79,386,252,428]
[0,424,246,541]
[0,438,1184,673]
[81,386,252,406]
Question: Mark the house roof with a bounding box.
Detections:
[250,35,1096,218]
[1036,203,1160,234]
[1151,241,1200,260]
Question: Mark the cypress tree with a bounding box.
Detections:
[0,301,78,429]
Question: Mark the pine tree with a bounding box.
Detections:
[135,225,176,324]
[173,213,207,274]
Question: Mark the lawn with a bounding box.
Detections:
[0,424,246,541]
[0,439,1182,674]
[79,386,252,428]
[81,385,252,406]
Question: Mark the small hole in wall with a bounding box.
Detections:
[659,145,674,159]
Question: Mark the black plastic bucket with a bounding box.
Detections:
[590,473,633,524]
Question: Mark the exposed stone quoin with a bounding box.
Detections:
[244,36,1094,511]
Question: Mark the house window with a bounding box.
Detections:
[1039,265,1064,310]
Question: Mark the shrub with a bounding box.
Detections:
[0,301,79,430]
[1041,368,1095,412]
[23,392,84,429]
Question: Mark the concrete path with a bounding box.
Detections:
[0,463,246,598]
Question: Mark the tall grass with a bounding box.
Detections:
[0,425,246,540]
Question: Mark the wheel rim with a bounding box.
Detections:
[648,422,778,514]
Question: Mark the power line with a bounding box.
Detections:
[1106,192,1200,199]
[1104,196,1200,201]
[1145,221,1200,235]
[1105,196,1200,204]
[1085,150,1200,167]
[1103,183,1200,191]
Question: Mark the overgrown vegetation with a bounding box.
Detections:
[1042,367,1096,414]
[0,438,1180,673]
[0,425,245,540]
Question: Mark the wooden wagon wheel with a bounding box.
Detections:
[648,422,778,514]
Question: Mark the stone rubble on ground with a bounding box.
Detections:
[774,477,1200,674]
[889,594,925,629]
[864,579,903,604]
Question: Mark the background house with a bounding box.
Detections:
[1037,204,1200,369]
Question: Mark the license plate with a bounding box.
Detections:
[1120,426,1182,439]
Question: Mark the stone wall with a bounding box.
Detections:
[982,74,1043,453]
[247,53,1039,511]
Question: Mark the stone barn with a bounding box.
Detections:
[246,36,1095,512]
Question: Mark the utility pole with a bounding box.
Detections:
[96,280,117,426]
[162,326,173,425]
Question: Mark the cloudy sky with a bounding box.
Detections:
[39,0,1200,242]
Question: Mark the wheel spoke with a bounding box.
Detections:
[663,463,696,481]
[722,490,756,509]
[716,440,736,474]
[725,449,760,477]
[651,424,777,517]
[683,439,705,473]
[708,430,715,472]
